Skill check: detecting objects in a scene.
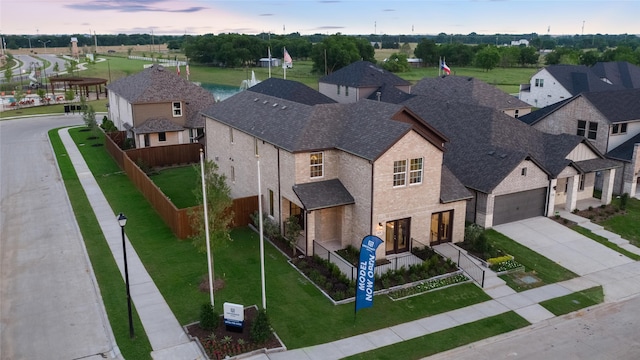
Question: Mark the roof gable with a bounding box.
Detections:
[545,64,619,95]
[248,77,336,105]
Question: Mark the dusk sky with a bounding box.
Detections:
[1,0,638,36]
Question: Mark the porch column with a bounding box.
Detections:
[601,168,615,205]
[565,174,579,211]
[178,131,184,144]
[138,134,145,148]
[546,178,557,216]
[624,144,640,196]
[305,211,315,256]
[476,193,495,229]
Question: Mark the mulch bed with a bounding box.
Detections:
[186,306,283,360]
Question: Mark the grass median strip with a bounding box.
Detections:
[343,311,530,360]
[539,286,604,316]
[49,128,152,360]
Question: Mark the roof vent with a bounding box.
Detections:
[488,151,495,156]
[499,154,507,159]
[273,103,278,107]
[254,98,259,102]
[281,106,287,110]
[263,100,268,104]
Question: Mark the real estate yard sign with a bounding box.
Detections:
[355,235,384,313]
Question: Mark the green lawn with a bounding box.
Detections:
[149,165,200,208]
[485,230,578,292]
[57,127,494,351]
[600,198,640,247]
[570,225,640,261]
[539,286,604,316]
[344,311,530,360]
[49,128,153,360]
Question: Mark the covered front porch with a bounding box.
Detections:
[291,179,356,256]
[547,159,621,214]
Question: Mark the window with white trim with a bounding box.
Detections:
[345,86,349,96]
[535,78,544,87]
[393,160,407,187]
[172,101,182,117]
[579,174,585,191]
[158,132,166,142]
[612,123,628,135]
[254,138,259,157]
[230,127,234,143]
[409,158,423,184]
[231,166,235,182]
[310,152,323,178]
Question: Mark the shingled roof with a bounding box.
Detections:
[607,132,640,162]
[248,77,336,105]
[412,76,530,111]
[545,64,617,95]
[520,88,640,126]
[292,179,355,211]
[365,83,415,104]
[201,86,445,161]
[591,61,640,89]
[106,64,216,129]
[401,96,593,193]
[319,61,410,88]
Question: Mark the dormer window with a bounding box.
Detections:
[172,101,182,117]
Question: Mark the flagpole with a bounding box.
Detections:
[438,56,441,76]
[268,47,272,79]
[200,149,214,307]
[257,157,267,310]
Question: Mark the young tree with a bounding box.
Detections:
[190,160,234,254]
[284,215,302,256]
[80,96,97,129]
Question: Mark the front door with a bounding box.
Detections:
[385,218,410,255]
[430,210,453,245]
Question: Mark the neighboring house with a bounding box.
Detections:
[318,61,411,103]
[412,76,532,118]
[401,96,619,227]
[519,88,640,195]
[519,61,640,108]
[201,78,471,260]
[510,39,530,47]
[107,64,217,148]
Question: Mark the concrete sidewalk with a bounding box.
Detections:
[59,128,204,360]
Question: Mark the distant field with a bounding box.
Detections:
[6,45,535,95]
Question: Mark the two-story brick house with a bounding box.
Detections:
[520,88,640,196]
[201,78,470,259]
[107,64,217,148]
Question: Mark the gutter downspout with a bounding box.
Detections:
[277,147,282,232]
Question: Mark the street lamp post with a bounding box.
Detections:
[117,213,135,338]
[23,36,32,50]
[38,40,51,53]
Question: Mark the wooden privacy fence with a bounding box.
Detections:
[104,132,258,239]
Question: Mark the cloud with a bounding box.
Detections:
[260,13,275,17]
[65,0,206,13]
[383,9,396,12]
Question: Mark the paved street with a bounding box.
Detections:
[0,115,119,359]
[425,295,640,360]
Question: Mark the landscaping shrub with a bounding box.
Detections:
[200,303,219,331]
[620,193,629,210]
[250,309,271,344]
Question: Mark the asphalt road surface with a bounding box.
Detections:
[425,295,640,360]
[0,115,117,359]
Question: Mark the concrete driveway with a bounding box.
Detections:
[0,115,119,359]
[493,217,633,276]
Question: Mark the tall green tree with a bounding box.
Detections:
[414,39,438,66]
[475,46,500,71]
[310,34,375,74]
[190,160,234,253]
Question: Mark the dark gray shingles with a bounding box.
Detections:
[319,61,410,87]
[365,83,415,104]
[292,179,355,211]
[518,97,573,125]
[545,64,616,95]
[202,90,414,161]
[574,158,621,172]
[607,132,640,162]
[582,88,640,123]
[440,165,472,203]
[412,76,530,110]
[248,78,336,105]
[591,61,640,89]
